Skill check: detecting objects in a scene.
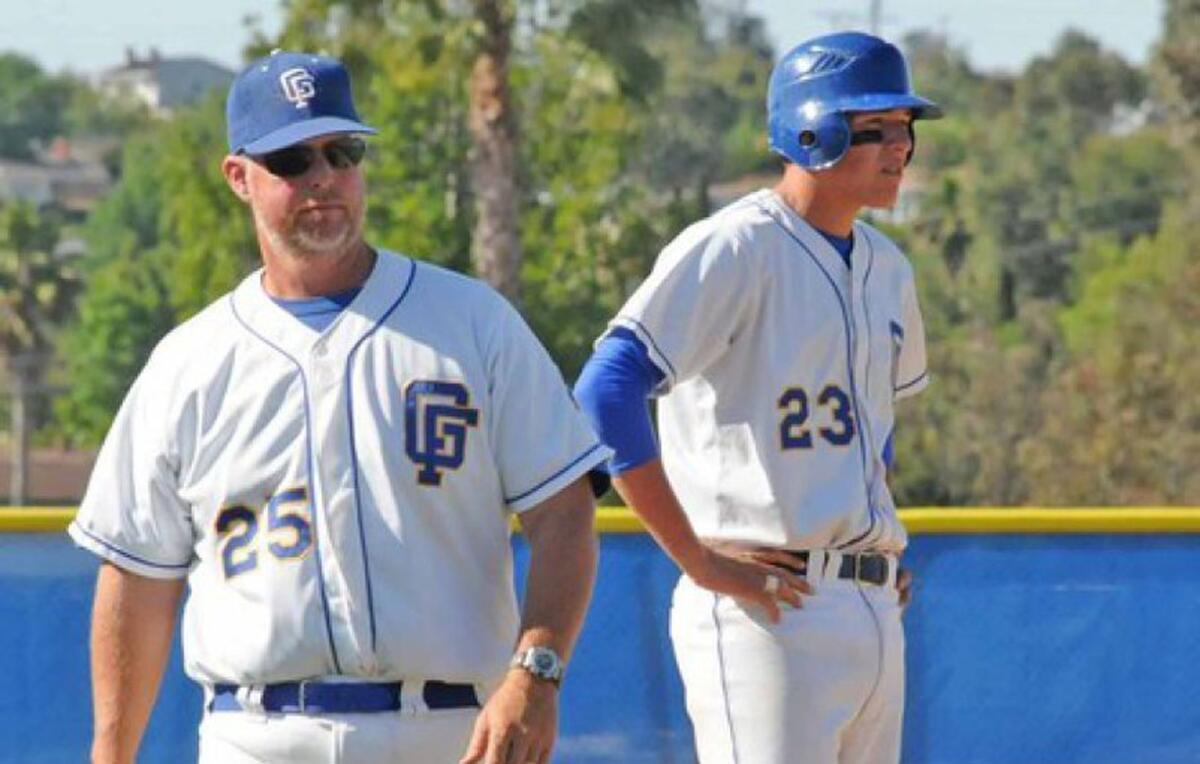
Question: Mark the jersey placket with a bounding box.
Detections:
[847,234,880,541]
[305,321,384,676]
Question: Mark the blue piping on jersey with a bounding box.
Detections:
[853,233,881,550]
[343,258,419,655]
[711,593,742,764]
[73,523,192,571]
[612,315,678,385]
[757,204,876,550]
[504,442,608,505]
[231,295,344,675]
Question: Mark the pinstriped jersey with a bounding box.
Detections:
[69,250,608,688]
[609,189,927,553]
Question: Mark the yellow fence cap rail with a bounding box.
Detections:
[594,507,1200,534]
[4,506,1200,535]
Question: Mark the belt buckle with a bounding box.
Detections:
[857,554,882,587]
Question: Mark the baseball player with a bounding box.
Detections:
[69,50,608,764]
[574,32,937,763]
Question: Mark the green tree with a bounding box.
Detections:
[1152,0,1200,143]
[0,54,75,160]
[1020,207,1200,503]
[53,134,176,444]
[1068,128,1182,249]
[54,97,252,445]
[882,28,1166,506]
[156,95,257,318]
[517,33,659,376]
[630,3,775,213]
[0,202,79,502]
[0,53,148,165]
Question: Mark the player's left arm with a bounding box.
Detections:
[460,474,597,764]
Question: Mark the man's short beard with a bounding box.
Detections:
[256,207,362,259]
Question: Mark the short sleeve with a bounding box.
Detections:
[609,224,758,392]
[487,302,611,513]
[68,363,194,579]
[893,274,929,400]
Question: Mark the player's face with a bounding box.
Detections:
[826,109,913,209]
[232,135,368,259]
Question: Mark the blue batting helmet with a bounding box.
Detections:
[768,32,942,170]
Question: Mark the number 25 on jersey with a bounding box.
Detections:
[214,487,313,579]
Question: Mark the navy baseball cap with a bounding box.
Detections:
[226,50,377,155]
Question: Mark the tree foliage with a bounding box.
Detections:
[40,4,1200,505]
[888,19,1198,505]
[0,53,149,162]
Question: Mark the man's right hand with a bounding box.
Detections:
[612,459,812,623]
[682,541,812,623]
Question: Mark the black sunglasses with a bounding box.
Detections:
[250,136,367,178]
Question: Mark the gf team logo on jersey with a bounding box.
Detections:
[405,380,479,486]
[279,67,316,108]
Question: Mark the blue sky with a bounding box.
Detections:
[0,0,1164,75]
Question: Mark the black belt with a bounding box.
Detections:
[210,679,479,714]
[782,551,892,586]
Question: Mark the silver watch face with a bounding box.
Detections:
[522,647,562,679]
[532,650,557,673]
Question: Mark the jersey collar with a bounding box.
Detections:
[231,249,416,361]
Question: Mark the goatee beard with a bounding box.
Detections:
[257,210,360,260]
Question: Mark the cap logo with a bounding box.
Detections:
[279,67,316,108]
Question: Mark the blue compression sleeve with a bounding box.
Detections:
[574,328,665,475]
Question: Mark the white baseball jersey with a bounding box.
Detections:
[610,189,927,553]
[69,249,608,688]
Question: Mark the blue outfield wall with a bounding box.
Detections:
[2,527,1200,762]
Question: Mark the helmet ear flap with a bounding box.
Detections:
[774,110,851,170]
[796,110,854,170]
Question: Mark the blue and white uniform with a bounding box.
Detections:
[71,249,608,761]
[577,188,928,763]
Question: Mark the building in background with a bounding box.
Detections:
[0,136,114,219]
[98,48,233,116]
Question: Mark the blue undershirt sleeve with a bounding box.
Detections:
[574,328,666,476]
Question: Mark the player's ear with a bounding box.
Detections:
[222,155,252,202]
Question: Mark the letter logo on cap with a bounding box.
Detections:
[279,67,316,108]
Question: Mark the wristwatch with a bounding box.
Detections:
[510,646,564,686]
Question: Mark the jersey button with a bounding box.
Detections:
[313,342,328,358]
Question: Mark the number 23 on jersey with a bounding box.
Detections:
[778,384,856,450]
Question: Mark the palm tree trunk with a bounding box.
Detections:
[469,0,522,304]
[9,362,29,506]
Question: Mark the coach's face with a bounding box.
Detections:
[222,134,368,259]
[826,109,913,210]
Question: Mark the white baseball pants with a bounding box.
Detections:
[670,555,905,764]
[198,706,478,763]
